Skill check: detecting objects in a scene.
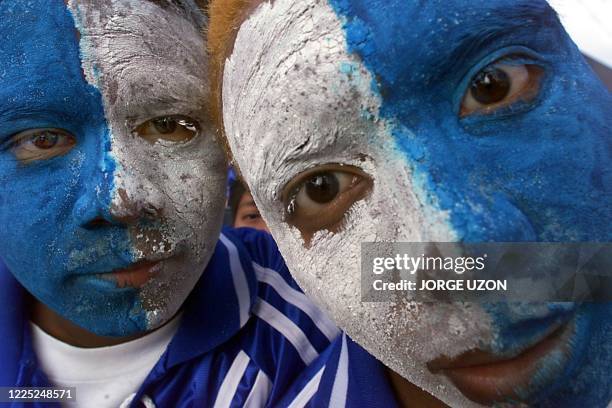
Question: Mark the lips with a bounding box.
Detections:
[98,260,161,288]
[427,319,575,405]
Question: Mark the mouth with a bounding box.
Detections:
[96,260,162,289]
[427,317,575,405]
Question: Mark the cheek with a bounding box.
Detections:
[158,145,227,244]
[136,153,226,327]
[0,156,86,271]
[1,178,61,232]
[158,160,225,260]
[276,212,495,380]
[261,171,495,381]
[164,159,225,219]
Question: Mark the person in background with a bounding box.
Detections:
[229,180,270,232]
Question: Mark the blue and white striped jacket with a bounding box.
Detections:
[0,227,398,407]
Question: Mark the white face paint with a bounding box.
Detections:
[222,0,495,405]
[69,0,226,330]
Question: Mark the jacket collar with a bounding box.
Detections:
[0,261,27,386]
[163,228,258,368]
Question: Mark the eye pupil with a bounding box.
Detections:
[152,117,177,134]
[33,132,59,149]
[305,173,339,204]
[470,67,511,104]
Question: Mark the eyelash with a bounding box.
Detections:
[456,51,546,117]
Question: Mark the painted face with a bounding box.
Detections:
[0,0,226,337]
[218,0,612,405]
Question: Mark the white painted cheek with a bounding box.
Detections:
[137,140,226,329]
[223,0,494,405]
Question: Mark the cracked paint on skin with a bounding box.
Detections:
[0,0,226,336]
[222,0,611,405]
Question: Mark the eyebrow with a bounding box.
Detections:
[238,200,257,209]
[0,104,88,142]
[434,1,560,77]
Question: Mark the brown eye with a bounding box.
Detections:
[283,165,372,245]
[152,117,178,134]
[460,62,544,117]
[33,131,60,149]
[470,67,511,104]
[134,115,200,144]
[304,173,340,204]
[10,128,76,164]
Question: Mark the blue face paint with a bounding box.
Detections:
[1,0,226,338]
[326,0,611,404]
[0,1,143,335]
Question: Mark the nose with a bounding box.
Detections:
[72,165,116,229]
[109,187,163,224]
[73,164,164,230]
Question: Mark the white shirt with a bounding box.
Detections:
[30,316,181,408]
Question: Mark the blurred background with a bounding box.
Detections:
[549,0,612,89]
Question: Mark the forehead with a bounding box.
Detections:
[0,2,95,117]
[230,0,563,105]
[222,0,385,192]
[69,0,205,75]
[0,0,203,76]
[233,0,561,104]
[71,0,208,115]
[326,0,558,86]
[0,1,206,121]
[225,0,564,147]
[223,0,574,201]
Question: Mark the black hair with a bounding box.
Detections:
[228,179,247,225]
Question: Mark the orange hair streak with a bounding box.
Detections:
[207,0,265,162]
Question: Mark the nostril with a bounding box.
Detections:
[143,203,163,218]
[83,216,113,230]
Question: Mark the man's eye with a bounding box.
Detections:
[282,165,372,245]
[134,115,200,144]
[460,61,544,117]
[9,128,76,164]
